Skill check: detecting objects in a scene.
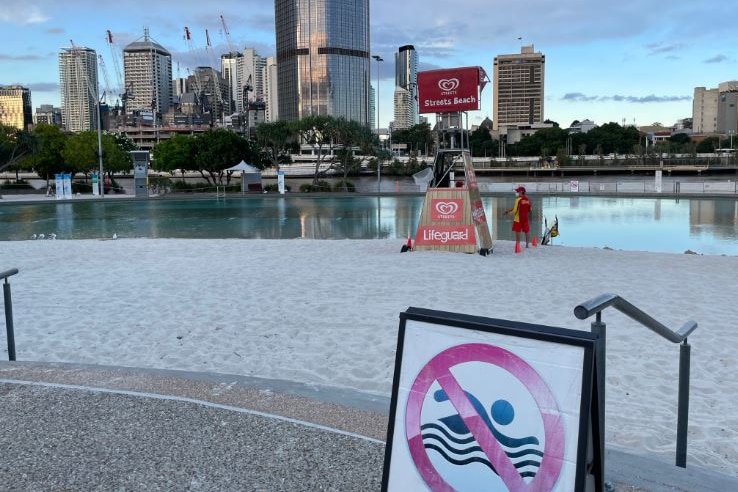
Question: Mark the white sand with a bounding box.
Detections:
[3,238,737,476]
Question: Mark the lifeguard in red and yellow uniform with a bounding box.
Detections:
[505,186,532,247]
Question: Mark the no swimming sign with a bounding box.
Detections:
[381,308,602,492]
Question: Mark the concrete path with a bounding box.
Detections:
[0,361,736,491]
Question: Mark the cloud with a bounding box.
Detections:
[0,53,46,61]
[27,82,58,92]
[0,3,49,24]
[645,42,685,55]
[562,93,691,103]
[562,92,598,102]
[704,54,728,64]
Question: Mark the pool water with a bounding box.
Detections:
[2,195,738,255]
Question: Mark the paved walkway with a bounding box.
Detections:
[1,361,736,491]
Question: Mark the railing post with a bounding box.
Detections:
[590,312,606,478]
[3,278,16,361]
[676,339,691,468]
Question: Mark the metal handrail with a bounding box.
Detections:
[574,292,697,469]
[2,268,19,361]
[574,292,697,343]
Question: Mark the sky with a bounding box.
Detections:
[1,0,737,129]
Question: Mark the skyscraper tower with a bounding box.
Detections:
[123,29,173,116]
[394,45,418,129]
[274,0,370,124]
[58,46,98,132]
[263,56,279,122]
[221,51,244,114]
[493,45,545,131]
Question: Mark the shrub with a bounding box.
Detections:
[72,181,93,193]
[333,180,355,192]
[299,180,331,192]
[263,183,291,192]
[1,180,32,189]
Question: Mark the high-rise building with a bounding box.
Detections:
[221,51,244,114]
[393,87,413,130]
[717,81,738,135]
[369,85,376,131]
[274,0,370,124]
[693,82,738,135]
[0,85,32,130]
[35,104,63,127]
[58,46,98,132]
[692,87,718,134]
[123,29,173,116]
[243,48,267,104]
[394,45,418,129]
[493,45,545,131]
[263,56,279,122]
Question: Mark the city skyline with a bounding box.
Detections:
[1,0,737,129]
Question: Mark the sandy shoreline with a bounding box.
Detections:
[2,238,737,476]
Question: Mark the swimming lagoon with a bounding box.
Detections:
[2,194,738,255]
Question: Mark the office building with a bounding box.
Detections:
[221,51,243,114]
[263,56,279,122]
[0,85,32,130]
[393,86,413,129]
[274,0,370,124]
[717,81,738,135]
[35,104,63,127]
[58,46,98,132]
[393,45,418,129]
[693,87,718,134]
[123,29,173,116]
[369,85,375,131]
[693,82,738,135]
[243,48,267,104]
[493,45,545,132]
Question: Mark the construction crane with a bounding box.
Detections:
[106,30,132,116]
[183,26,204,110]
[70,39,105,195]
[204,27,225,126]
[97,54,113,105]
[220,13,252,113]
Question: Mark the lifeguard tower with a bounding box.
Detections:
[413,66,494,255]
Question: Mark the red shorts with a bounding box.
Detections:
[512,221,529,233]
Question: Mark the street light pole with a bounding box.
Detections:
[372,55,383,194]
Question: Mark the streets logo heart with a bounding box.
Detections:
[435,201,459,215]
[437,78,459,92]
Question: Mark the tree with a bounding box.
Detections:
[151,134,196,174]
[61,131,101,177]
[0,124,33,174]
[30,124,68,181]
[330,118,372,189]
[256,120,294,170]
[291,114,340,185]
[192,129,259,184]
[468,125,497,157]
[62,131,131,179]
[696,137,718,153]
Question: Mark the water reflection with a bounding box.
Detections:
[2,195,738,255]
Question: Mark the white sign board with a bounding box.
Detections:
[278,170,285,194]
[382,308,600,492]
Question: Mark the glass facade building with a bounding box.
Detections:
[394,44,418,129]
[0,86,32,130]
[275,0,370,125]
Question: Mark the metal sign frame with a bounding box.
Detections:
[381,307,603,492]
